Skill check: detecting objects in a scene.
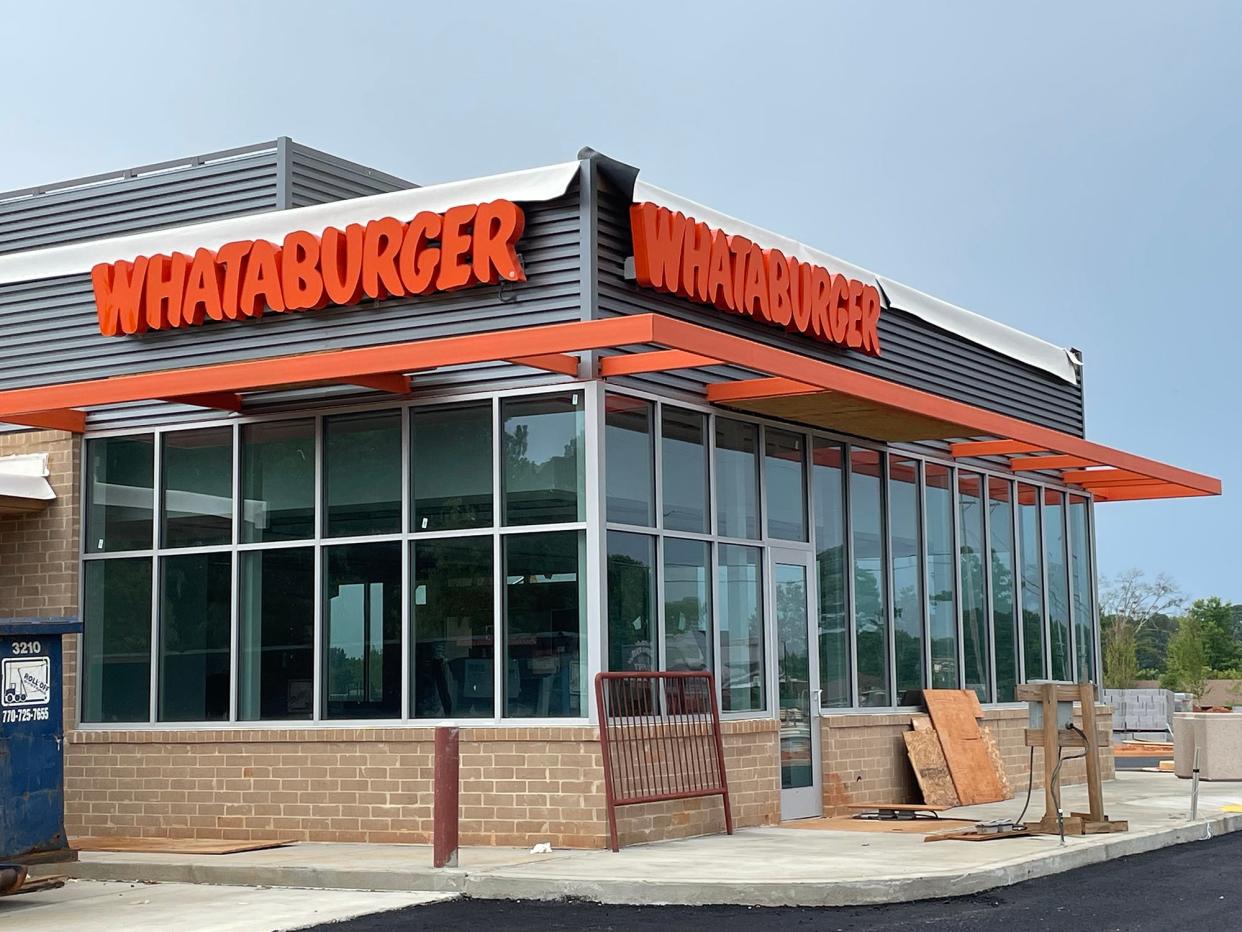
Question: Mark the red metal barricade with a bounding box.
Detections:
[594,671,733,852]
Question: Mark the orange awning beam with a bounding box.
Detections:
[3,409,88,432]
[1008,454,1102,471]
[506,353,581,376]
[598,350,721,377]
[950,440,1047,458]
[345,373,412,394]
[164,392,244,412]
[0,313,1217,503]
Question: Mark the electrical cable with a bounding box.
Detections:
[1014,746,1036,825]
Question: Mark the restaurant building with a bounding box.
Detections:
[0,140,1219,847]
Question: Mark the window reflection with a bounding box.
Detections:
[1068,496,1095,682]
[325,410,402,537]
[662,407,709,533]
[715,419,760,540]
[925,463,957,689]
[1018,484,1046,679]
[607,532,656,672]
[86,436,154,553]
[988,479,1020,702]
[324,542,402,719]
[605,395,655,527]
[813,441,850,708]
[163,427,233,548]
[851,449,889,706]
[242,420,314,543]
[82,558,151,723]
[719,544,765,712]
[765,428,807,542]
[1044,488,1072,681]
[160,551,231,722]
[890,457,923,700]
[412,403,493,531]
[239,548,314,721]
[959,472,989,700]
[503,394,585,526]
[663,538,711,672]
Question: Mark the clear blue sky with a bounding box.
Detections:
[2,2,1236,600]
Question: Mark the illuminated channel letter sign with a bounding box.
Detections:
[630,202,882,356]
[92,200,526,336]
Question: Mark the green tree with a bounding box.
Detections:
[1162,614,1209,700]
[1100,570,1183,688]
[1185,596,1240,672]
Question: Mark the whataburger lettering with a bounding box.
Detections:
[91,200,526,336]
[630,202,883,355]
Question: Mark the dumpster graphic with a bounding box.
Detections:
[3,657,51,708]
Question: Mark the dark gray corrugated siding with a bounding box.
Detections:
[287,142,416,208]
[0,151,282,254]
[0,193,583,431]
[593,182,1085,437]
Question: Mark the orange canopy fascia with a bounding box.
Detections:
[0,313,1218,503]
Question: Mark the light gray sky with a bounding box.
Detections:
[2,1,1237,600]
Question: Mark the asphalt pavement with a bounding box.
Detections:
[308,827,1242,931]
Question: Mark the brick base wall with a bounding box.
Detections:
[65,719,780,849]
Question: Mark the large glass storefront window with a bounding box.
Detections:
[889,457,923,699]
[765,428,807,542]
[661,407,709,533]
[242,420,314,543]
[1018,483,1046,680]
[239,547,314,721]
[925,463,957,689]
[718,543,764,712]
[850,449,889,707]
[163,427,232,548]
[503,393,585,526]
[82,558,151,723]
[412,403,493,531]
[715,418,760,540]
[412,536,494,718]
[606,532,656,672]
[86,436,154,553]
[1068,496,1096,683]
[663,538,711,672]
[159,551,231,722]
[813,441,849,708]
[959,472,989,701]
[1044,489,1072,681]
[325,410,402,537]
[988,478,1020,702]
[504,531,585,717]
[605,395,655,527]
[324,542,402,719]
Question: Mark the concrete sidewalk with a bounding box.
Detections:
[32,772,1242,907]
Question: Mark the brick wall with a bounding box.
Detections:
[821,705,1116,815]
[0,429,80,731]
[64,719,780,849]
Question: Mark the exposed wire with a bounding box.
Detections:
[1014,746,1036,825]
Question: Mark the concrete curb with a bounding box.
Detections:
[37,813,1242,907]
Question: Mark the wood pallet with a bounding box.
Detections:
[73,836,295,855]
[925,826,1032,843]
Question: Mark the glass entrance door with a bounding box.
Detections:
[769,548,821,820]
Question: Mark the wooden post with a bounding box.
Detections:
[433,726,460,868]
[1079,681,1106,822]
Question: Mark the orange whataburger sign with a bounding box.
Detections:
[91,200,526,336]
[629,202,882,355]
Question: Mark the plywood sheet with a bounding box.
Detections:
[73,836,294,855]
[979,725,1012,798]
[780,816,976,835]
[902,729,960,808]
[923,689,1007,805]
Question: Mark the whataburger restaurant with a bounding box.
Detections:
[0,140,1221,848]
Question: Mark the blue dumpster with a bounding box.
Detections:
[0,616,80,863]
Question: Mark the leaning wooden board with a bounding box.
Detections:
[923,689,1007,805]
[902,728,961,808]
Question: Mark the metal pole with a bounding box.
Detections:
[433,726,461,868]
[1191,746,1201,821]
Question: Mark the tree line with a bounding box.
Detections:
[1101,568,1242,698]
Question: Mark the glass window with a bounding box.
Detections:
[324,410,402,537]
[239,548,314,721]
[775,561,812,790]
[162,427,233,548]
[813,440,850,708]
[605,395,654,527]
[412,537,494,718]
[663,538,711,672]
[502,394,585,526]
[324,542,402,718]
[82,558,151,723]
[1018,483,1046,680]
[661,407,709,533]
[925,463,957,689]
[851,449,889,706]
[504,531,585,717]
[1044,488,1072,681]
[607,532,656,671]
[412,403,493,532]
[988,478,1020,702]
[241,419,315,543]
[890,457,924,699]
[86,435,154,553]
[765,428,807,541]
[159,551,231,722]
[715,418,759,540]
[1068,496,1096,683]
[718,544,764,712]
[959,472,989,701]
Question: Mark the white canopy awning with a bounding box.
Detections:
[0,453,55,513]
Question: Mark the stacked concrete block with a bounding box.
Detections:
[1101,688,1174,737]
